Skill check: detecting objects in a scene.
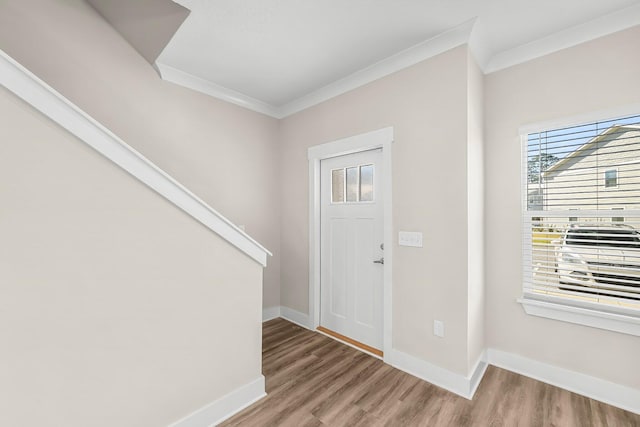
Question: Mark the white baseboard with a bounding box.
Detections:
[486,349,640,415]
[260,311,640,415]
[262,306,281,322]
[169,376,266,427]
[279,306,311,329]
[262,305,311,329]
[468,351,489,399]
[387,349,487,400]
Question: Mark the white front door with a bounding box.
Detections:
[320,149,384,350]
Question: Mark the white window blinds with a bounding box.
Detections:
[523,114,640,307]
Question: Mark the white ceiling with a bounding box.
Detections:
[153,0,640,117]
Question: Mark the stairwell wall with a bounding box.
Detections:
[0,85,263,427]
[0,0,282,309]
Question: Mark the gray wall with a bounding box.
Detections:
[0,86,263,427]
[279,46,479,376]
[87,0,190,64]
[0,0,282,309]
[485,25,640,389]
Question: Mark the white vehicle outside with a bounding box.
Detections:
[554,224,640,299]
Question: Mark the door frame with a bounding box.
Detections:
[307,127,393,358]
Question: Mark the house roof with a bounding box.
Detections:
[543,124,640,176]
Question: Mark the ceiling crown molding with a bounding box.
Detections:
[278,18,476,118]
[484,3,640,74]
[154,61,282,118]
[153,4,639,118]
[154,19,476,119]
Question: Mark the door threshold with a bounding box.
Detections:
[316,326,383,358]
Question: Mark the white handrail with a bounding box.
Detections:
[0,49,271,267]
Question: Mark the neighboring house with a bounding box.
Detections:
[539,125,640,223]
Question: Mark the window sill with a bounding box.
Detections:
[518,295,640,337]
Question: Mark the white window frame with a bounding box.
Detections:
[519,107,640,337]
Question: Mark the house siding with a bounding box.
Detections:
[542,127,640,216]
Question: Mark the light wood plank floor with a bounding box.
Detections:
[220,318,640,426]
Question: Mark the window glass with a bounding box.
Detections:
[605,169,618,188]
[346,167,358,202]
[523,113,640,308]
[332,169,344,203]
[359,165,374,202]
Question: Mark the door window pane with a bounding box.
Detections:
[359,165,374,201]
[346,167,358,202]
[332,169,344,203]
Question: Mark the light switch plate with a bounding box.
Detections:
[399,231,423,247]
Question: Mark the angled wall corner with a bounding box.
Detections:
[87,0,190,64]
[466,49,486,377]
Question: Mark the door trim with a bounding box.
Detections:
[308,127,393,358]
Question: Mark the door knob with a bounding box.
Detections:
[373,257,384,265]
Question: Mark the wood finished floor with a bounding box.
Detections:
[220,319,640,426]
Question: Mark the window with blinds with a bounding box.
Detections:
[523,114,640,309]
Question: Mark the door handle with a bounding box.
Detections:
[373,257,384,265]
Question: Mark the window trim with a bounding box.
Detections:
[520,123,640,336]
[518,294,640,337]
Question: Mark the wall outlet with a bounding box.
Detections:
[399,231,423,247]
[433,320,445,338]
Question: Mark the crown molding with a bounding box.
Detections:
[279,18,476,118]
[484,3,640,74]
[1,48,271,266]
[154,61,282,118]
[154,19,475,119]
[154,6,639,118]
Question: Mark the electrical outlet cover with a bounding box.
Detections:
[433,320,444,337]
